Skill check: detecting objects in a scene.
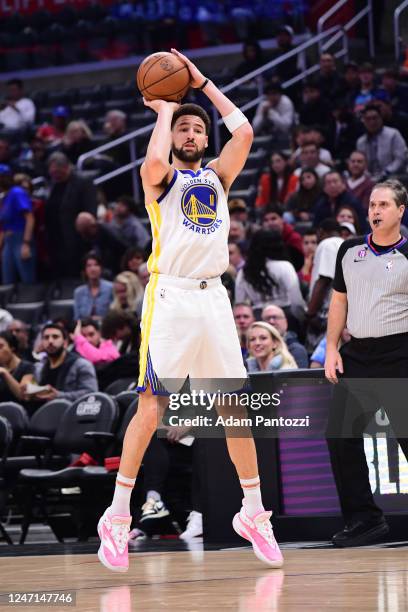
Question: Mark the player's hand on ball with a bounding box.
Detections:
[143,98,179,113]
[171,48,206,88]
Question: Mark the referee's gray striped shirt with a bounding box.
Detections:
[333,234,408,338]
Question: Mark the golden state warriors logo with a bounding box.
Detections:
[182,184,217,228]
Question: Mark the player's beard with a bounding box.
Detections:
[172,143,206,163]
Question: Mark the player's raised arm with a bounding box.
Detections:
[171,49,253,191]
[141,99,179,187]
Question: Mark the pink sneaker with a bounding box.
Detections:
[232,506,283,568]
[97,508,132,572]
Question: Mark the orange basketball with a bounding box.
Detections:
[136,52,191,102]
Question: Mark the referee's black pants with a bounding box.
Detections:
[326,333,408,524]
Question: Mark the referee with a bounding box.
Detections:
[325,178,408,547]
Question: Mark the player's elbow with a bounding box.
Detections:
[238,122,254,143]
[142,157,169,185]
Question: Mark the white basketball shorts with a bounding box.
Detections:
[137,273,247,394]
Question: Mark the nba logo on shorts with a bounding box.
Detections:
[182,185,218,228]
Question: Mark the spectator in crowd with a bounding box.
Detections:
[13,172,47,273]
[103,109,132,198]
[262,304,308,368]
[371,97,408,143]
[45,152,98,278]
[0,138,20,172]
[8,319,32,361]
[315,53,345,105]
[0,165,36,283]
[228,198,250,226]
[381,69,408,116]
[73,252,113,320]
[0,78,36,131]
[326,104,363,161]
[136,262,150,289]
[291,126,333,168]
[313,171,366,229]
[268,25,299,82]
[353,63,382,115]
[246,321,298,372]
[19,136,49,178]
[286,168,322,222]
[234,40,265,78]
[261,205,304,271]
[342,61,361,106]
[72,318,120,366]
[335,205,361,235]
[255,151,298,209]
[235,229,305,320]
[228,242,245,273]
[310,328,351,368]
[101,311,139,356]
[357,104,408,180]
[36,106,70,146]
[306,219,343,352]
[228,219,247,248]
[109,195,150,249]
[294,143,331,179]
[60,120,94,164]
[0,309,12,332]
[75,211,127,276]
[0,331,34,403]
[252,81,295,144]
[299,229,317,287]
[345,151,375,211]
[121,247,145,274]
[111,271,144,317]
[23,323,98,403]
[298,78,332,129]
[233,302,255,358]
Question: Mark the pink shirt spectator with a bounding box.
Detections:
[74,334,120,365]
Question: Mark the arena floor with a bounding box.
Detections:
[1,538,408,611]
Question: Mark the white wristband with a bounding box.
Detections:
[223,108,249,133]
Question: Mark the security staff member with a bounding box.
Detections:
[325,179,408,547]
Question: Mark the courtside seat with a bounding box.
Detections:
[0,416,13,544]
[18,392,118,543]
[0,403,29,455]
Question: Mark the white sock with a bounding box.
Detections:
[110,473,136,516]
[240,476,264,517]
[147,490,161,502]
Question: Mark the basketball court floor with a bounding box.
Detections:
[1,538,408,611]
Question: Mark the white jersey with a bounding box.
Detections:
[146,167,230,279]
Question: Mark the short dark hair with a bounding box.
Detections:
[82,251,102,270]
[116,195,137,214]
[318,218,341,234]
[81,318,100,331]
[372,179,408,207]
[101,311,136,339]
[262,205,284,218]
[0,330,19,353]
[362,104,382,117]
[6,78,23,89]
[171,103,211,135]
[323,170,343,184]
[41,323,68,340]
[265,80,282,94]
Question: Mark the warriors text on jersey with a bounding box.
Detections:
[146,167,230,279]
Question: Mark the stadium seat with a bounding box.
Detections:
[230,168,259,191]
[0,403,29,455]
[5,304,44,326]
[47,300,74,322]
[104,378,137,396]
[18,392,118,543]
[0,415,13,544]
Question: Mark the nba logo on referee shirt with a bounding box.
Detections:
[386,260,393,270]
[358,249,366,258]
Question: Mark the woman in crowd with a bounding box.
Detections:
[299,229,317,287]
[73,252,113,320]
[235,229,305,321]
[61,120,93,164]
[335,204,361,234]
[285,167,322,222]
[255,151,298,209]
[72,318,120,366]
[111,271,144,317]
[0,166,36,283]
[120,247,145,274]
[246,321,298,372]
[0,331,34,403]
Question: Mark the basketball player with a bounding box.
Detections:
[97,49,283,571]
[325,179,408,546]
